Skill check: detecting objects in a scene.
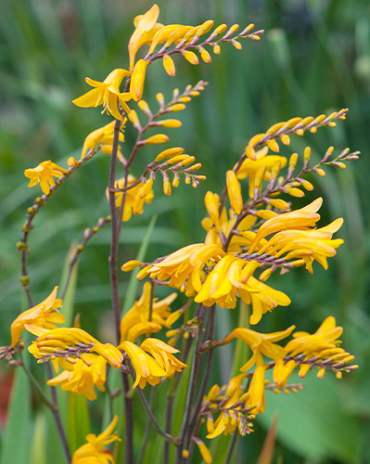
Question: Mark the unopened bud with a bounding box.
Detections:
[163,179,172,196]
[200,48,212,63]
[289,153,298,170]
[183,50,199,65]
[156,93,165,106]
[155,147,184,162]
[170,104,186,112]
[143,134,169,145]
[163,55,176,77]
[67,157,78,167]
[213,44,221,54]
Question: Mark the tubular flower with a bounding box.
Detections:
[140,338,187,377]
[28,339,74,373]
[194,256,290,322]
[223,325,295,372]
[25,161,68,195]
[72,69,132,120]
[120,282,177,343]
[257,218,344,273]
[128,4,163,70]
[72,415,119,464]
[119,341,167,388]
[201,191,257,253]
[11,287,65,348]
[47,354,107,401]
[108,175,154,222]
[81,120,126,157]
[248,198,323,254]
[235,147,287,197]
[34,328,123,369]
[282,316,356,379]
[138,243,225,293]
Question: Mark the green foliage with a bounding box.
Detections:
[0,1,369,463]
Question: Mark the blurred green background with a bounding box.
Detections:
[1,0,370,463]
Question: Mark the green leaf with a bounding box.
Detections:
[29,412,47,464]
[67,393,91,454]
[1,362,32,464]
[257,372,361,463]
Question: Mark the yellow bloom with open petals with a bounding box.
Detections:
[34,328,123,369]
[72,415,119,464]
[109,175,154,222]
[120,282,177,343]
[119,341,167,388]
[201,191,256,253]
[128,5,163,70]
[25,161,68,195]
[248,198,323,253]
[224,325,295,372]
[140,338,187,377]
[194,256,290,321]
[73,69,132,120]
[257,218,344,273]
[11,287,65,348]
[141,243,225,293]
[47,354,107,401]
[284,316,355,375]
[81,120,126,157]
[236,147,287,197]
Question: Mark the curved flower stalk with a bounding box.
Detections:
[72,415,119,464]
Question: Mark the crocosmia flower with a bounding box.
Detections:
[72,415,119,464]
[25,161,68,195]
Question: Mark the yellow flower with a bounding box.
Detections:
[245,364,267,414]
[72,69,132,120]
[224,325,295,372]
[226,170,243,214]
[118,340,167,388]
[194,256,291,322]
[109,175,154,222]
[34,328,123,369]
[128,5,163,70]
[206,374,250,438]
[201,191,256,253]
[236,147,287,197]
[47,354,107,401]
[25,161,68,195]
[140,243,225,293]
[256,218,344,273]
[130,59,149,101]
[120,282,177,343]
[248,198,323,253]
[11,287,65,348]
[284,316,355,378]
[81,120,126,157]
[140,338,187,377]
[72,415,119,464]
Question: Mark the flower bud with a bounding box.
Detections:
[67,157,78,167]
[289,153,298,170]
[303,146,311,163]
[213,44,221,54]
[155,147,184,162]
[143,134,169,145]
[130,59,148,102]
[156,93,165,106]
[226,170,243,214]
[200,48,212,63]
[163,179,172,196]
[183,50,199,65]
[163,55,176,76]
[170,104,186,112]
[159,119,182,128]
[269,198,290,210]
[121,260,141,272]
